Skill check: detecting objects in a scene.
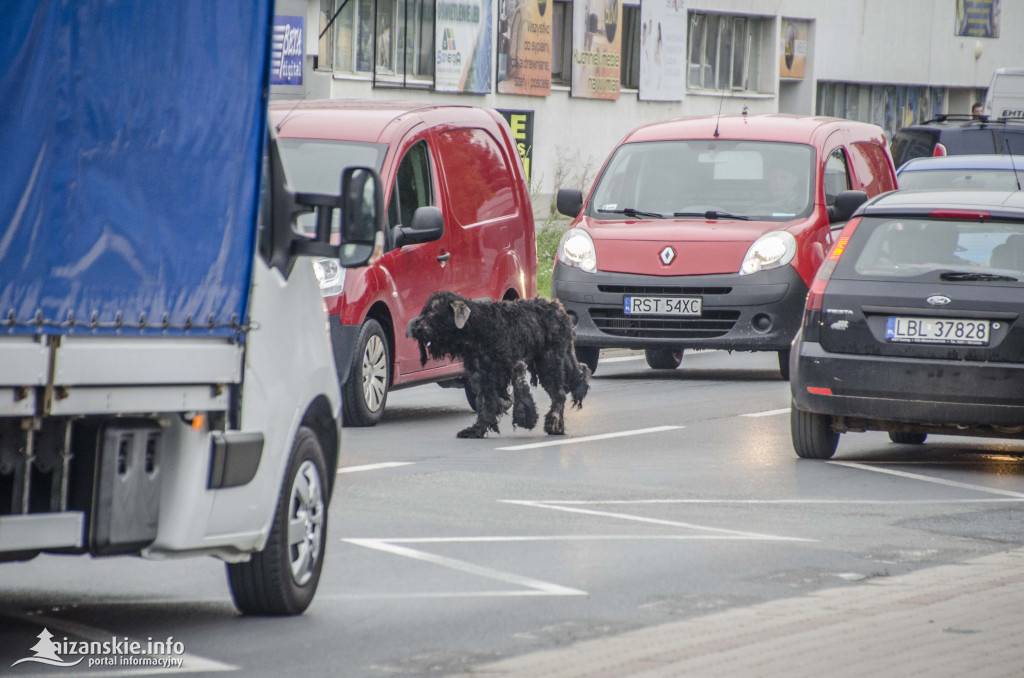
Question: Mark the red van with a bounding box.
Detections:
[553,114,897,378]
[271,100,537,425]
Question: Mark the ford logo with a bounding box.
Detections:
[926,295,952,306]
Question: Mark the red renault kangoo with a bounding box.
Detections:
[271,100,537,425]
[553,114,897,379]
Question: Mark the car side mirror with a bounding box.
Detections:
[394,206,444,249]
[828,190,868,224]
[557,188,583,218]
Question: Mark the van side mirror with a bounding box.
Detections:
[557,188,583,218]
[337,167,385,268]
[394,206,444,249]
[828,190,868,224]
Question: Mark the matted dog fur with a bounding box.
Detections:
[409,291,590,438]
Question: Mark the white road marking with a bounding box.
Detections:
[4,611,236,674]
[337,462,414,474]
[599,355,645,363]
[741,407,791,418]
[829,461,1024,499]
[343,538,587,596]
[506,498,1024,505]
[502,500,814,541]
[495,426,683,451]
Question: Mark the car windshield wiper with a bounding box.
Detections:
[597,207,664,219]
[672,210,750,221]
[939,270,1020,282]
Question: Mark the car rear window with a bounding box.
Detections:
[841,216,1024,280]
[937,128,999,156]
[891,130,938,167]
[898,169,1022,191]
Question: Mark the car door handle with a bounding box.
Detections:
[437,251,451,262]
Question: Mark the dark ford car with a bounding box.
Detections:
[790,190,1024,459]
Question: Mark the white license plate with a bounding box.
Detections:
[884,316,990,345]
[623,296,702,316]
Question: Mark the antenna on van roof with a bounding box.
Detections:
[1004,136,1022,190]
[713,88,726,138]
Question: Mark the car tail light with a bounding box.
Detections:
[806,218,861,311]
[929,209,990,221]
[933,143,947,157]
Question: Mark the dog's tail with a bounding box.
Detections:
[568,352,590,409]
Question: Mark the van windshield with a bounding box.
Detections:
[277,138,387,235]
[587,140,815,222]
[277,138,387,194]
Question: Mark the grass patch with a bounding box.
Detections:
[536,215,571,299]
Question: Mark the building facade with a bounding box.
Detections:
[272,0,1023,207]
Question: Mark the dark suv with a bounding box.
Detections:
[790,189,1024,459]
[891,114,1024,168]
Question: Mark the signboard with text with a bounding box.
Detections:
[271,15,304,86]
[955,0,1000,38]
[436,0,493,93]
[496,0,552,96]
[570,0,621,100]
[497,109,534,182]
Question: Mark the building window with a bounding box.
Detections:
[319,0,434,84]
[687,12,767,93]
[620,3,641,90]
[551,0,573,86]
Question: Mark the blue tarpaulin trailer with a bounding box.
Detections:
[0,1,381,615]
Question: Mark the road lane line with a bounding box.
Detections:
[504,498,1024,505]
[495,426,683,451]
[502,500,814,541]
[343,538,587,596]
[741,407,791,417]
[829,461,1024,499]
[599,355,645,363]
[337,462,414,474]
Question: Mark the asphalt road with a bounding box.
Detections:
[3,349,1024,676]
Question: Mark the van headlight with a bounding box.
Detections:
[312,258,346,297]
[739,231,797,275]
[557,228,598,273]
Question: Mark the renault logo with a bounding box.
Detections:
[659,246,676,265]
[926,295,952,306]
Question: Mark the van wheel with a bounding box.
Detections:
[889,431,927,445]
[645,348,682,369]
[227,426,327,615]
[342,319,389,427]
[575,346,600,376]
[778,349,791,381]
[791,404,839,459]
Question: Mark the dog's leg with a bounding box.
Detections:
[511,361,538,430]
[458,367,503,438]
[535,356,567,435]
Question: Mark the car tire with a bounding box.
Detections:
[889,431,927,445]
[778,349,791,381]
[227,426,328,616]
[791,404,839,460]
[645,348,683,370]
[342,319,389,427]
[575,346,600,376]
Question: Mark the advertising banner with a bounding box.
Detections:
[955,0,1000,38]
[271,15,304,86]
[435,0,492,93]
[639,0,686,101]
[497,0,552,96]
[779,19,808,79]
[497,109,534,182]
[570,0,621,100]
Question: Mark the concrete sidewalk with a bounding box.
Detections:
[450,547,1024,678]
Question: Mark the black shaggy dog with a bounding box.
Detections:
[409,291,590,438]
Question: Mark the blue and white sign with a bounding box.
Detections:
[271,16,304,86]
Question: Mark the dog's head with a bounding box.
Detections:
[408,291,473,366]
